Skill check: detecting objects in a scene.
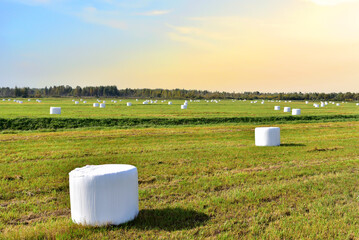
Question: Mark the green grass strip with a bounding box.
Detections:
[0,114,359,131]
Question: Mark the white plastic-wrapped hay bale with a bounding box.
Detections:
[100,103,106,108]
[93,103,99,107]
[255,127,280,146]
[274,106,280,110]
[305,101,309,104]
[143,101,148,105]
[181,105,187,109]
[75,101,79,105]
[69,164,139,226]
[356,103,359,106]
[292,109,301,115]
[50,107,61,115]
[83,101,87,104]
[183,102,188,106]
[283,107,291,112]
[314,104,319,108]
[103,101,106,104]
[127,102,132,107]
[336,103,340,106]
[168,102,172,105]
[28,99,31,102]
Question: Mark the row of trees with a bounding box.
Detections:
[1,86,359,101]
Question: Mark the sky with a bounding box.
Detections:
[1,0,359,92]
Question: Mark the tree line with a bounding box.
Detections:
[0,86,359,101]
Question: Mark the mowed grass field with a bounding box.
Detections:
[0,98,358,119]
[1,120,359,239]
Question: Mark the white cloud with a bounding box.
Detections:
[136,10,171,16]
[79,6,126,30]
[306,0,359,5]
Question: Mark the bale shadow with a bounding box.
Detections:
[119,207,210,231]
[280,143,306,147]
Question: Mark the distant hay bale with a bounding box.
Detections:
[50,107,61,115]
[274,106,280,110]
[75,101,79,104]
[93,103,99,107]
[255,127,280,147]
[181,105,187,109]
[284,107,291,112]
[100,103,106,108]
[168,102,172,105]
[292,109,301,115]
[127,102,132,107]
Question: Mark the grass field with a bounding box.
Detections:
[0,98,358,119]
[1,119,359,239]
[1,98,359,239]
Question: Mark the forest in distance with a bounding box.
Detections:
[1,85,359,101]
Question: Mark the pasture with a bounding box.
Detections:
[1,98,359,239]
[0,98,358,119]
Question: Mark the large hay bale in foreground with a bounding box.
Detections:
[69,164,139,226]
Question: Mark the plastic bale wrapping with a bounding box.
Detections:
[127,102,132,107]
[181,105,187,109]
[255,127,280,146]
[50,107,61,115]
[283,107,291,112]
[69,164,139,226]
[75,101,79,104]
[168,102,172,105]
[292,109,301,115]
[274,106,280,110]
[93,103,99,107]
[100,103,106,108]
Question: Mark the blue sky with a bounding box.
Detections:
[1,0,359,92]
